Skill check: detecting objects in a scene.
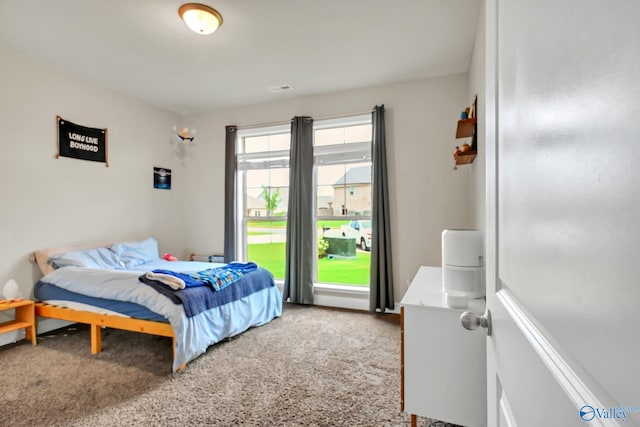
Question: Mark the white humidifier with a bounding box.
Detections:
[442,230,485,307]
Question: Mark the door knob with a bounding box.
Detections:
[460,309,492,336]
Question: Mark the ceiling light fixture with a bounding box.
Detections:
[178,3,223,35]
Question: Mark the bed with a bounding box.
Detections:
[32,238,283,372]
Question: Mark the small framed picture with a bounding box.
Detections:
[153,167,172,190]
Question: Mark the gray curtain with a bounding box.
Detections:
[283,116,314,304]
[224,125,237,263]
[370,105,394,312]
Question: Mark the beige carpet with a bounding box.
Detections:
[0,304,460,426]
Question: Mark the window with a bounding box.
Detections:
[235,114,372,288]
[314,115,372,287]
[236,125,291,280]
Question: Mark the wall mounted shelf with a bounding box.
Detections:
[453,150,477,165]
[452,96,478,166]
[456,118,477,139]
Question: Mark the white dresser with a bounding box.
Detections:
[401,266,487,427]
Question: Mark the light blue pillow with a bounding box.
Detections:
[111,237,160,268]
[49,247,125,270]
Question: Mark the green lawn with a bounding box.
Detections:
[247,242,370,286]
[247,242,287,278]
[318,252,370,286]
[247,220,287,228]
[247,219,351,231]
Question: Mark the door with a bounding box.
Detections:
[484,1,640,426]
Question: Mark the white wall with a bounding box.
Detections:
[0,49,186,334]
[184,74,473,301]
[468,1,486,232]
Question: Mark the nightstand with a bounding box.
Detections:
[401,266,486,427]
[0,299,36,345]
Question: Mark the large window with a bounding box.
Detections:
[237,126,290,280]
[314,116,372,287]
[235,114,372,287]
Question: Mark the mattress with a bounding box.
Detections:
[34,281,167,322]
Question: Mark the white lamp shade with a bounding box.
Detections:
[3,279,20,300]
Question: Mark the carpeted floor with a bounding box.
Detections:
[0,304,461,426]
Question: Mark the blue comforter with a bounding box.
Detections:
[139,266,274,317]
[148,261,258,290]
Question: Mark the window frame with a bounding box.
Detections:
[233,114,373,290]
[235,123,291,263]
[313,114,372,286]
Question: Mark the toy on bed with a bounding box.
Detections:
[163,253,178,261]
[32,237,282,372]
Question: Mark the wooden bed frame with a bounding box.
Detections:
[35,302,186,371]
[30,246,231,372]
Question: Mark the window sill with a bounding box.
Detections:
[274,280,369,294]
[274,280,370,311]
[315,283,369,311]
[314,283,369,295]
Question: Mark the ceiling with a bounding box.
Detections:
[0,0,481,115]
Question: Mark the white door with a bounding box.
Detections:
[483,0,640,426]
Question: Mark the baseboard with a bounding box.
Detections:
[0,329,24,346]
[388,303,401,314]
[0,317,72,348]
[37,318,75,334]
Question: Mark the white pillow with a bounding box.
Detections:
[111,237,160,268]
[48,247,125,270]
[33,242,111,276]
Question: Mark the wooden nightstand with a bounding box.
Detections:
[0,299,36,345]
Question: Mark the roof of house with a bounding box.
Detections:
[334,165,371,186]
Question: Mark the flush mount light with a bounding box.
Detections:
[179,3,223,35]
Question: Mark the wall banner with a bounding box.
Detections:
[57,116,108,166]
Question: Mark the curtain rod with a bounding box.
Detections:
[235,108,375,130]
[313,109,374,121]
